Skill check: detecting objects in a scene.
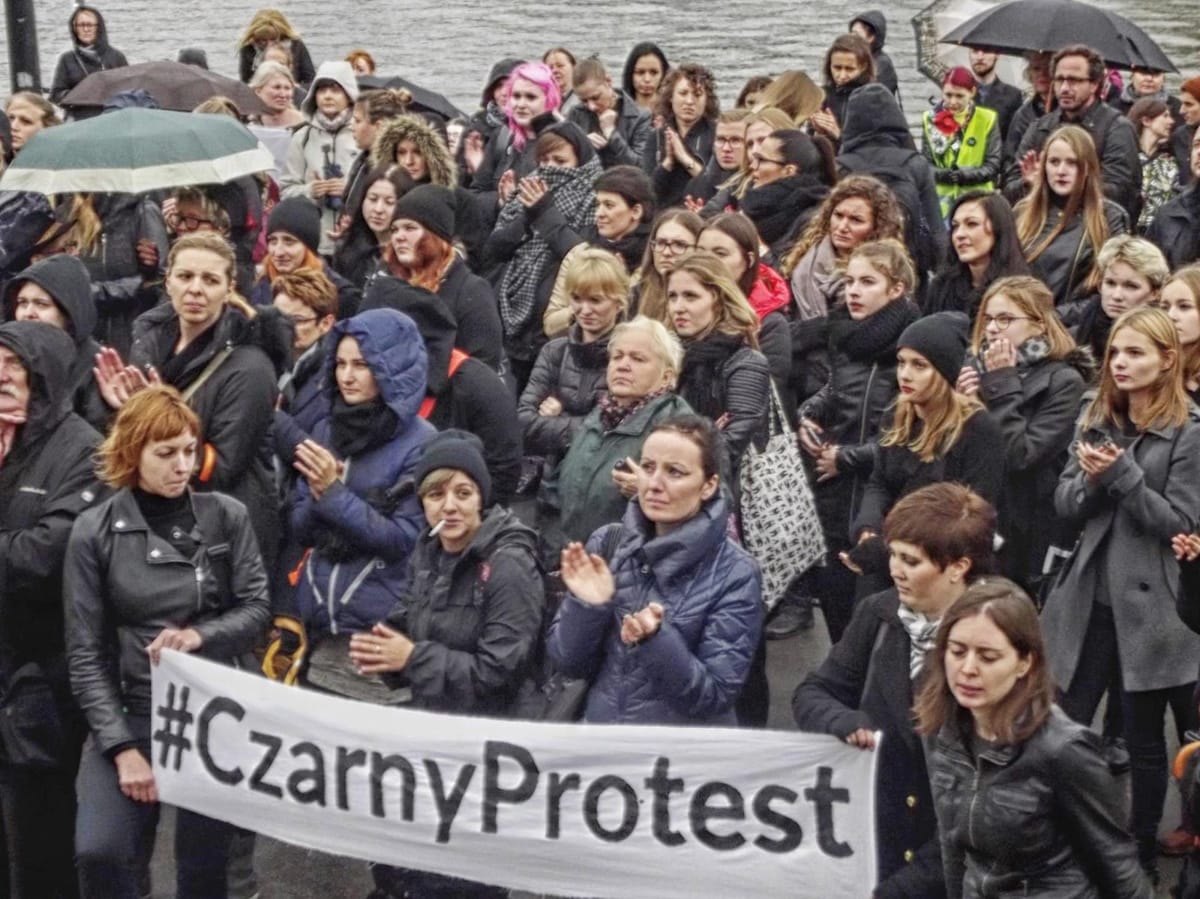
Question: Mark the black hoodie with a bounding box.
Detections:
[0,321,103,673]
[49,5,129,103]
[849,11,899,97]
[360,277,522,503]
[4,255,108,432]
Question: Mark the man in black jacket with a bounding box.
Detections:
[1003,44,1141,220]
[568,58,652,169]
[0,320,104,899]
[969,48,1024,142]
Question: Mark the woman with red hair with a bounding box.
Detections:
[921,66,1002,222]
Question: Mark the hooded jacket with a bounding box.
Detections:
[548,496,762,726]
[49,6,129,103]
[360,277,521,503]
[129,303,286,562]
[849,11,899,97]
[292,309,435,636]
[4,255,108,433]
[0,322,103,685]
[382,507,544,716]
[280,62,360,256]
[838,84,947,274]
[371,115,459,189]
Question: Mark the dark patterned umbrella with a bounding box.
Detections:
[61,60,270,115]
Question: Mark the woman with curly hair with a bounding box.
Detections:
[810,33,875,145]
[642,63,719,208]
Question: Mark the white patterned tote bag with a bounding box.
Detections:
[738,384,826,611]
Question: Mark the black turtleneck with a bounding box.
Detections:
[133,487,197,555]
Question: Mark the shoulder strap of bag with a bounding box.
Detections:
[181,345,235,404]
[418,349,471,419]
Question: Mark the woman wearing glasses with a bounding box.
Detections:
[629,208,703,321]
[958,276,1091,593]
[740,129,837,258]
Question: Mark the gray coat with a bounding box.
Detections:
[1042,410,1200,693]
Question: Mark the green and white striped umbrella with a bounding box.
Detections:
[0,108,276,195]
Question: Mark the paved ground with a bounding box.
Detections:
[148,612,1186,898]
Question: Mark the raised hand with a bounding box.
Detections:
[560,541,615,606]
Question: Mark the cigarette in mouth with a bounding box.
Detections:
[430,519,446,537]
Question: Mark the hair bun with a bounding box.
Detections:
[392,88,413,108]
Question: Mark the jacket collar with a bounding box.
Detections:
[621,493,729,588]
[106,487,207,564]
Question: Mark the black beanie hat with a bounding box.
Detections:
[267,197,322,254]
[897,311,971,386]
[413,429,492,508]
[393,185,456,243]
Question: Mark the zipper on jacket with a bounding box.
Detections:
[967,760,981,849]
[858,363,878,446]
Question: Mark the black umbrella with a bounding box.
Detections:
[60,60,270,115]
[942,0,1176,72]
[357,75,466,121]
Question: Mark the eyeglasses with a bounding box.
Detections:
[715,136,744,146]
[652,238,695,254]
[751,153,788,166]
[1052,76,1093,87]
[284,313,319,326]
[74,21,98,30]
[169,214,214,231]
[981,314,1032,330]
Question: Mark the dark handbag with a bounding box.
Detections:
[0,662,67,769]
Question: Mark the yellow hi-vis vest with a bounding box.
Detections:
[923,105,998,220]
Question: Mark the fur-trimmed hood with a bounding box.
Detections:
[370,114,458,188]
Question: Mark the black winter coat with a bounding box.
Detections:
[975,79,1025,144]
[976,349,1092,590]
[1003,95,1048,166]
[518,326,609,457]
[49,6,128,103]
[676,339,770,478]
[800,300,918,547]
[929,707,1151,899]
[1145,187,1200,271]
[78,193,170,357]
[740,173,829,258]
[0,323,103,694]
[568,92,652,169]
[238,37,315,86]
[383,508,543,716]
[1024,199,1129,305]
[1006,101,1142,220]
[64,489,271,755]
[853,408,1005,541]
[3,254,109,433]
[130,304,285,564]
[434,258,505,373]
[642,117,715,208]
[794,589,945,898]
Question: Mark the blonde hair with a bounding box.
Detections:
[848,238,916,296]
[609,316,683,386]
[1084,306,1190,432]
[881,371,986,463]
[970,275,1077,359]
[6,91,60,128]
[733,106,793,196]
[1016,126,1109,285]
[239,9,300,47]
[563,248,630,309]
[249,60,294,90]
[1161,265,1200,388]
[1096,235,1169,292]
[667,251,760,349]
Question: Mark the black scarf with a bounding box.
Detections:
[330,396,397,457]
[740,173,830,246]
[828,299,919,362]
[592,222,650,272]
[1074,296,1114,362]
[678,332,745,420]
[159,321,218,389]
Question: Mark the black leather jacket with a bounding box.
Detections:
[64,489,271,755]
[928,706,1151,899]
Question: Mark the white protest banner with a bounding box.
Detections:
[151,651,879,899]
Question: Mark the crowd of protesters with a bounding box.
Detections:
[4,4,1200,898]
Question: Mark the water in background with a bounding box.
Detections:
[4,0,1199,120]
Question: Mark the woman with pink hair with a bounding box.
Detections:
[466,60,562,225]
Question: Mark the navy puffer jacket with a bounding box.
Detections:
[548,495,762,725]
[292,309,436,635]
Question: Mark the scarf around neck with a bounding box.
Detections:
[598,387,667,433]
[330,396,397,457]
[897,604,940,680]
[828,298,918,362]
[790,236,843,321]
[313,106,354,134]
[677,332,745,420]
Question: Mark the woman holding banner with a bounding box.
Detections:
[63,385,271,898]
[917,579,1151,898]
[548,414,762,725]
[793,483,997,899]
